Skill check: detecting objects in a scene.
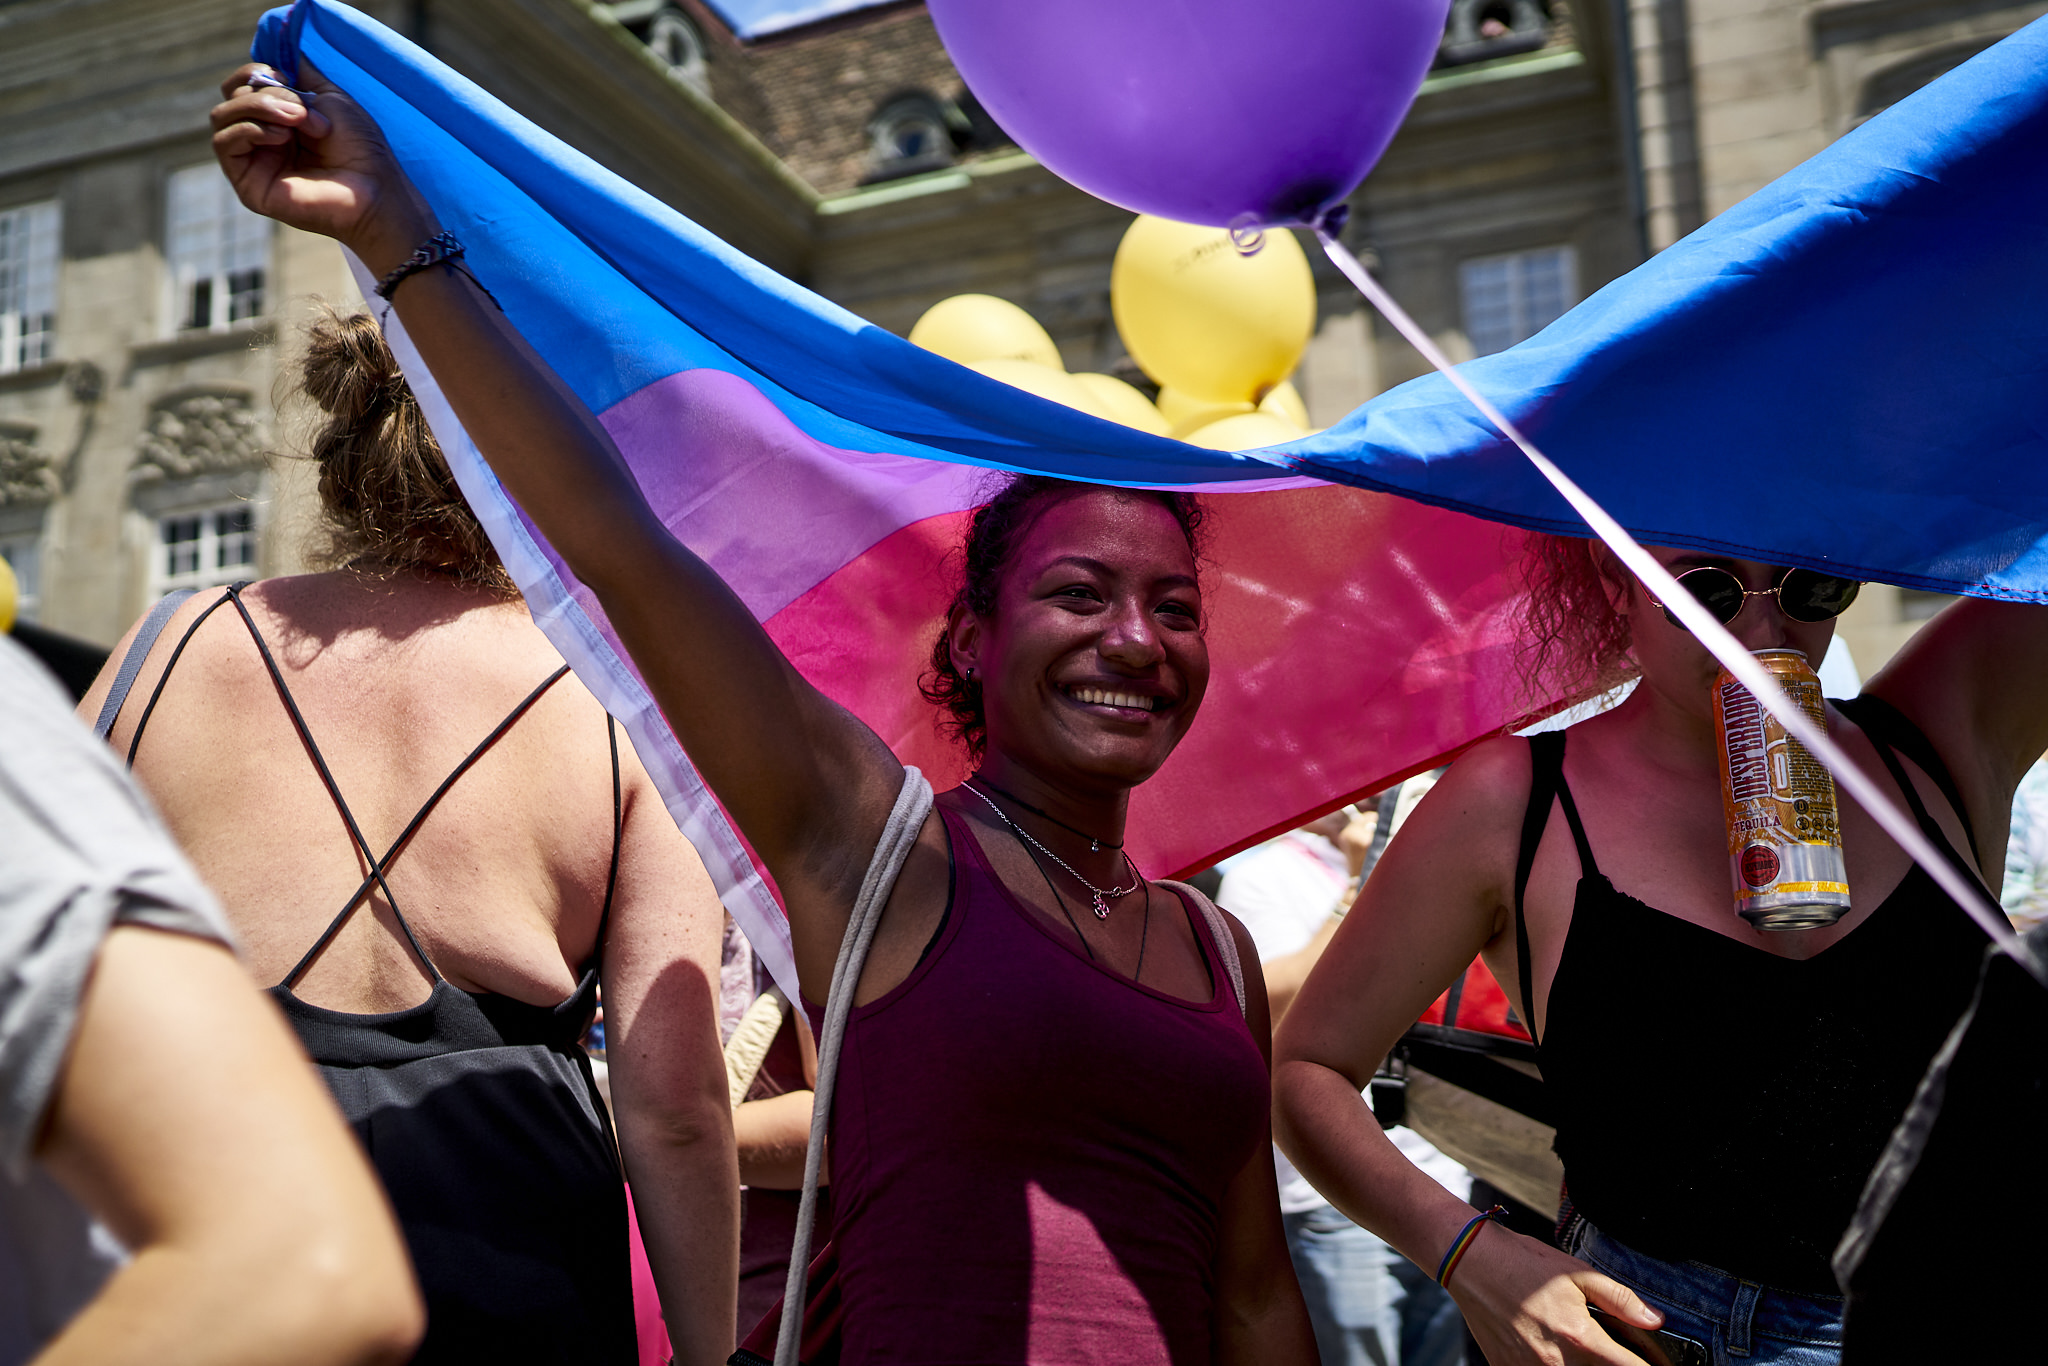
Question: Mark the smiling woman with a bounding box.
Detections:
[921,473,1206,759]
[205,59,1315,1366]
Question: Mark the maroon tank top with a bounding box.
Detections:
[804,803,1269,1364]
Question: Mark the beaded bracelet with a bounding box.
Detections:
[1435,1204,1508,1288]
[375,230,466,300]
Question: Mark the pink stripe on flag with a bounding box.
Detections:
[1129,485,1539,874]
[766,484,1541,877]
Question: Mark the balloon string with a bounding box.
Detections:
[1314,228,2035,980]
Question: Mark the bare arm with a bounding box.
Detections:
[602,774,740,1366]
[34,926,422,1366]
[1272,742,1658,1366]
[734,1091,816,1189]
[1866,600,2048,861]
[736,1009,820,1189]
[209,66,903,996]
[1208,912,1317,1364]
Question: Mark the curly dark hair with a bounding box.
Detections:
[1517,532,1639,706]
[918,475,1205,760]
[294,308,515,595]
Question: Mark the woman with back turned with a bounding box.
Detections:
[83,310,738,1365]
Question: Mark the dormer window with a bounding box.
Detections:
[867,92,960,182]
[604,1,710,97]
[648,8,710,95]
[1438,0,1551,67]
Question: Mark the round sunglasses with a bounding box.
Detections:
[1650,566,1862,628]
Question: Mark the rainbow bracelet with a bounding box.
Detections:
[1435,1205,1509,1288]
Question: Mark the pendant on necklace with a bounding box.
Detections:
[1091,893,1111,920]
[1090,839,1100,852]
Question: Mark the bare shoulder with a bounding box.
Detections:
[1195,899,1262,982]
[1409,734,1535,839]
[1363,735,1537,924]
[79,585,242,745]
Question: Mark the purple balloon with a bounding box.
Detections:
[927,0,1451,231]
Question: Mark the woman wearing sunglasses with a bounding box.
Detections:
[1274,536,2048,1365]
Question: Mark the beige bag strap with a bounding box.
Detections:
[774,766,933,1366]
[723,986,789,1109]
[1157,879,1247,1020]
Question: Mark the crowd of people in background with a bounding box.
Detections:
[4,54,2047,1366]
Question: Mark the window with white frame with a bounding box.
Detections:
[166,166,270,334]
[0,201,59,374]
[1459,245,1578,356]
[0,532,41,624]
[154,504,257,593]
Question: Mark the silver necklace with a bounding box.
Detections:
[965,782,1139,919]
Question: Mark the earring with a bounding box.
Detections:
[963,665,975,680]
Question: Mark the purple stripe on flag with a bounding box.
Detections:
[597,369,987,619]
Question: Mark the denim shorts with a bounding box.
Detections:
[1566,1221,1844,1365]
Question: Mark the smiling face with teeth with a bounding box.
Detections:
[946,488,1209,803]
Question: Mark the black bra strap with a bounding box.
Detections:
[1513,732,1564,1049]
[586,713,623,977]
[1551,767,1599,875]
[125,588,240,767]
[1835,694,1981,868]
[281,662,574,989]
[215,586,437,988]
[1831,696,1988,901]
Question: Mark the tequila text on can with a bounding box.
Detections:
[1711,649,1852,930]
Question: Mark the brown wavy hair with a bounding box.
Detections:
[919,475,1205,761]
[295,309,515,594]
[1518,532,1638,706]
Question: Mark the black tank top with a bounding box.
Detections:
[1515,695,1990,1294]
[128,585,636,1364]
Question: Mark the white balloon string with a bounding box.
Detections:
[1315,228,2030,973]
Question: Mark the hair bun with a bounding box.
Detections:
[303,312,400,421]
[296,307,512,594]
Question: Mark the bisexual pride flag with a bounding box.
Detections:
[254,4,2048,992]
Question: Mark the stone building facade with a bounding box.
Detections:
[2,0,2040,671]
[0,0,808,644]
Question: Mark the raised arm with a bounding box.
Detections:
[1864,599,2048,866]
[208,66,904,987]
[1271,740,1658,1366]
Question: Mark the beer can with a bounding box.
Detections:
[1711,648,1853,930]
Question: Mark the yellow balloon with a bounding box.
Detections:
[0,556,14,634]
[1258,379,1310,429]
[911,294,1065,371]
[1157,386,1255,439]
[1070,373,1170,436]
[1111,215,1315,405]
[1179,411,1307,452]
[967,359,1112,420]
